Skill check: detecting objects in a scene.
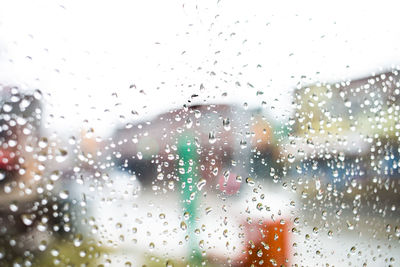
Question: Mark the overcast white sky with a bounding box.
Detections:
[0,0,400,136]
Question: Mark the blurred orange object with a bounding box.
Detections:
[238,218,291,266]
[251,116,272,152]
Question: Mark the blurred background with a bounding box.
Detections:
[0,0,400,266]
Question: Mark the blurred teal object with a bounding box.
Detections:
[177,132,202,265]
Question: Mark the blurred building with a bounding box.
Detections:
[288,69,400,201]
[292,70,400,156]
[112,104,282,192]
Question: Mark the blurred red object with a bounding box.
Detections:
[0,150,16,170]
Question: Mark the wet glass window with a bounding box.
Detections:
[0,1,400,266]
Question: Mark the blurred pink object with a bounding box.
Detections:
[218,172,241,195]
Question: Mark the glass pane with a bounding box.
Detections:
[0,1,399,266]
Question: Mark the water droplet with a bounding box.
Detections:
[9,203,18,212]
[223,118,231,131]
[59,190,69,200]
[55,148,68,163]
[73,234,83,247]
[205,207,212,215]
[38,137,48,148]
[21,214,35,226]
[199,239,204,249]
[223,170,230,180]
[180,221,187,231]
[38,240,47,251]
[328,230,333,238]
[34,89,43,100]
[288,154,295,163]
[50,248,59,257]
[3,103,12,112]
[185,118,193,129]
[194,110,201,118]
[149,242,155,250]
[50,170,61,181]
[157,173,164,180]
[240,140,247,149]
[246,177,255,186]
[197,178,206,191]
[209,131,216,144]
